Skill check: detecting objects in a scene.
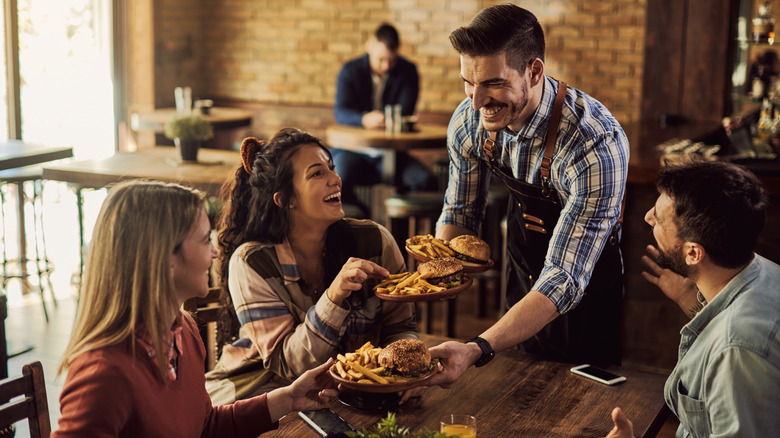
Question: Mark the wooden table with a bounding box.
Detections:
[267,335,671,437]
[41,147,241,282]
[0,141,73,379]
[0,140,74,171]
[42,147,240,196]
[326,124,448,185]
[130,107,254,132]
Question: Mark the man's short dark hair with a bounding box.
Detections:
[375,23,400,52]
[657,161,768,269]
[449,4,545,73]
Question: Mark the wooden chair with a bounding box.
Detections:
[183,287,224,371]
[0,361,51,438]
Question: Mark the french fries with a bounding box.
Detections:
[331,341,392,384]
[373,271,448,295]
[406,234,456,259]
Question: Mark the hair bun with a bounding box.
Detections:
[240,137,263,174]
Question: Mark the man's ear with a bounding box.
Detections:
[685,242,705,266]
[529,58,545,86]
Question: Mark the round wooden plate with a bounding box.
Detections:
[405,245,495,273]
[328,361,437,393]
[374,277,473,302]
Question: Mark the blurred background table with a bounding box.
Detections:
[0,141,73,379]
[326,124,448,185]
[267,334,671,437]
[42,147,239,283]
[131,107,254,150]
[130,107,253,132]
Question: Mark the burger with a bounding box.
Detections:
[417,257,465,288]
[378,339,434,377]
[448,235,491,267]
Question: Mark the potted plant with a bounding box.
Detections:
[164,114,214,162]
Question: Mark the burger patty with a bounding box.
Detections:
[382,362,435,378]
[426,272,463,287]
[454,252,488,264]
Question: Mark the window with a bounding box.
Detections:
[5,0,115,158]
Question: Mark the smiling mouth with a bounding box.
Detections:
[324,192,341,203]
[480,104,504,117]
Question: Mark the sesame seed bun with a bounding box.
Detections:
[449,235,490,265]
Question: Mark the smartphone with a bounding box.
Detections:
[299,408,356,438]
[570,364,627,386]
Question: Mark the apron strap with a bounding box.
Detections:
[541,81,567,196]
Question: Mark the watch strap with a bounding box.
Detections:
[466,336,494,367]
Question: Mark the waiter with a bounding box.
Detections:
[428,4,628,388]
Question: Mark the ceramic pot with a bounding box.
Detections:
[174,138,200,162]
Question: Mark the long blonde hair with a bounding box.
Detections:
[59,180,206,380]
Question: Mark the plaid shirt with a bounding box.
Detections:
[437,76,629,313]
[207,218,417,405]
[136,318,185,381]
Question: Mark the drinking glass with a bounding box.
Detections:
[440,414,476,437]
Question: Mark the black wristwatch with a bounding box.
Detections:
[466,336,494,367]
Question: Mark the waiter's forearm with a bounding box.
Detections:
[479,290,559,353]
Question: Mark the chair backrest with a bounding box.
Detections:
[184,287,224,371]
[0,361,51,438]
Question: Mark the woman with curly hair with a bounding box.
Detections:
[206,128,418,405]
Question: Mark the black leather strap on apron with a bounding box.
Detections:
[483,81,623,365]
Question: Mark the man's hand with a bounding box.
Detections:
[605,407,636,438]
[426,341,481,388]
[361,110,385,129]
[641,245,701,318]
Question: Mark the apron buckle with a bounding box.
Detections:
[483,137,496,159]
[541,177,551,198]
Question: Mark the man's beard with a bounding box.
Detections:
[656,242,690,277]
[483,76,529,132]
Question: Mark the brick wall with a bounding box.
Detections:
[154,0,647,128]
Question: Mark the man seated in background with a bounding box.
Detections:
[606,161,780,438]
[333,23,436,217]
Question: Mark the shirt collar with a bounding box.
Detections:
[684,256,760,335]
[275,238,301,286]
[136,314,185,381]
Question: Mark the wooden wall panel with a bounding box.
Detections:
[681,0,735,120]
[641,0,686,122]
[643,0,737,123]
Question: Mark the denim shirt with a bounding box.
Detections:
[664,255,780,437]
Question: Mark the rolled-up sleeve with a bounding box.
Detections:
[535,129,627,313]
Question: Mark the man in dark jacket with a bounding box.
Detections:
[333,23,436,217]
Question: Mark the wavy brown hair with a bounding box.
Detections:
[215,128,331,346]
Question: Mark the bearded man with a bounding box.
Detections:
[429,4,629,387]
[606,161,780,437]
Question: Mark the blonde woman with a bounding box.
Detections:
[53,180,336,438]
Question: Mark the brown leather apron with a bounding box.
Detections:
[483,81,623,365]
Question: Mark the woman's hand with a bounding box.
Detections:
[267,359,339,423]
[327,257,390,306]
